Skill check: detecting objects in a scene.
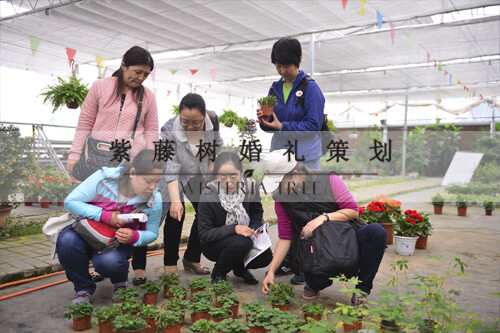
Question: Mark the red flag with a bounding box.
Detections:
[390,23,395,45]
[66,48,76,68]
[189,69,199,75]
[167,90,172,96]
[342,0,348,10]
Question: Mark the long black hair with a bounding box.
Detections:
[118,149,164,189]
[109,46,154,104]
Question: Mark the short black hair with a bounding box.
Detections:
[179,93,206,116]
[271,38,302,68]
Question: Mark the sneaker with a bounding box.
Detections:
[290,274,306,285]
[132,277,148,286]
[275,266,293,276]
[302,284,320,300]
[72,291,91,303]
[90,272,105,283]
[351,292,368,309]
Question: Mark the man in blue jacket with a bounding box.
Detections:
[257,37,325,170]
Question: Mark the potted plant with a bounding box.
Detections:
[216,293,240,319]
[268,282,295,311]
[159,273,180,296]
[257,95,278,118]
[247,308,275,333]
[359,199,400,245]
[187,277,211,296]
[209,307,232,323]
[114,288,140,303]
[40,75,89,112]
[189,300,212,323]
[189,318,217,333]
[299,320,336,333]
[301,302,325,321]
[140,304,160,333]
[158,310,183,333]
[20,176,42,206]
[415,212,432,249]
[64,302,93,331]
[455,195,471,216]
[219,109,246,131]
[191,289,214,304]
[210,280,234,297]
[393,209,424,256]
[168,285,188,300]
[242,300,267,323]
[163,298,190,323]
[330,276,368,333]
[141,280,161,305]
[484,201,494,216]
[271,310,304,333]
[94,305,121,333]
[119,301,144,315]
[0,124,37,226]
[215,318,248,333]
[431,193,445,214]
[112,313,149,333]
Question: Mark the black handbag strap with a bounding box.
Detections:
[130,95,143,141]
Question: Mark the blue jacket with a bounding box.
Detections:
[64,167,163,247]
[260,70,325,161]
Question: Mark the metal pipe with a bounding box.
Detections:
[309,33,315,78]
[402,90,409,177]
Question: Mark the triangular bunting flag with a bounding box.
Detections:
[150,67,156,82]
[342,0,348,10]
[444,70,448,76]
[29,36,42,58]
[357,0,366,15]
[210,68,216,81]
[65,48,77,68]
[169,69,179,75]
[449,74,452,85]
[390,23,395,45]
[189,69,199,75]
[377,11,383,29]
[95,56,106,69]
[438,65,442,71]
[434,60,437,67]
[167,90,172,96]
[427,52,430,67]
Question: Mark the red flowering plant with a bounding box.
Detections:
[393,210,431,237]
[20,175,44,201]
[359,200,401,224]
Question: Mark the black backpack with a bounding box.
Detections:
[269,76,334,155]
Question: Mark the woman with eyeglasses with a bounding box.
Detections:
[197,152,273,284]
[134,93,223,276]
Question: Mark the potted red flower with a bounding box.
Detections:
[359,199,400,245]
[393,209,425,256]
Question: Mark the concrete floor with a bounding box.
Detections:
[0,187,498,332]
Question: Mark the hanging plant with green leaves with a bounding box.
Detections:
[171,104,180,116]
[40,75,89,113]
[219,109,246,131]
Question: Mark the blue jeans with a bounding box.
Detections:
[304,223,386,295]
[56,227,133,295]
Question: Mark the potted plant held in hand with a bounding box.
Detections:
[112,313,149,333]
[40,75,89,112]
[258,95,278,119]
[159,273,180,297]
[141,280,161,305]
[64,302,93,331]
[93,305,121,333]
[301,302,325,321]
[189,318,217,333]
[268,282,295,311]
[431,193,445,214]
[216,293,240,319]
[139,304,160,333]
[158,310,183,333]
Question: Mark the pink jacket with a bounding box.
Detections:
[69,77,158,161]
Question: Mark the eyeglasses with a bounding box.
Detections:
[180,118,205,128]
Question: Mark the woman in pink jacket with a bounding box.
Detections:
[67,45,159,286]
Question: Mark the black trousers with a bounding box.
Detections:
[202,234,273,277]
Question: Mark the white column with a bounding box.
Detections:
[401,90,409,177]
[309,34,315,78]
